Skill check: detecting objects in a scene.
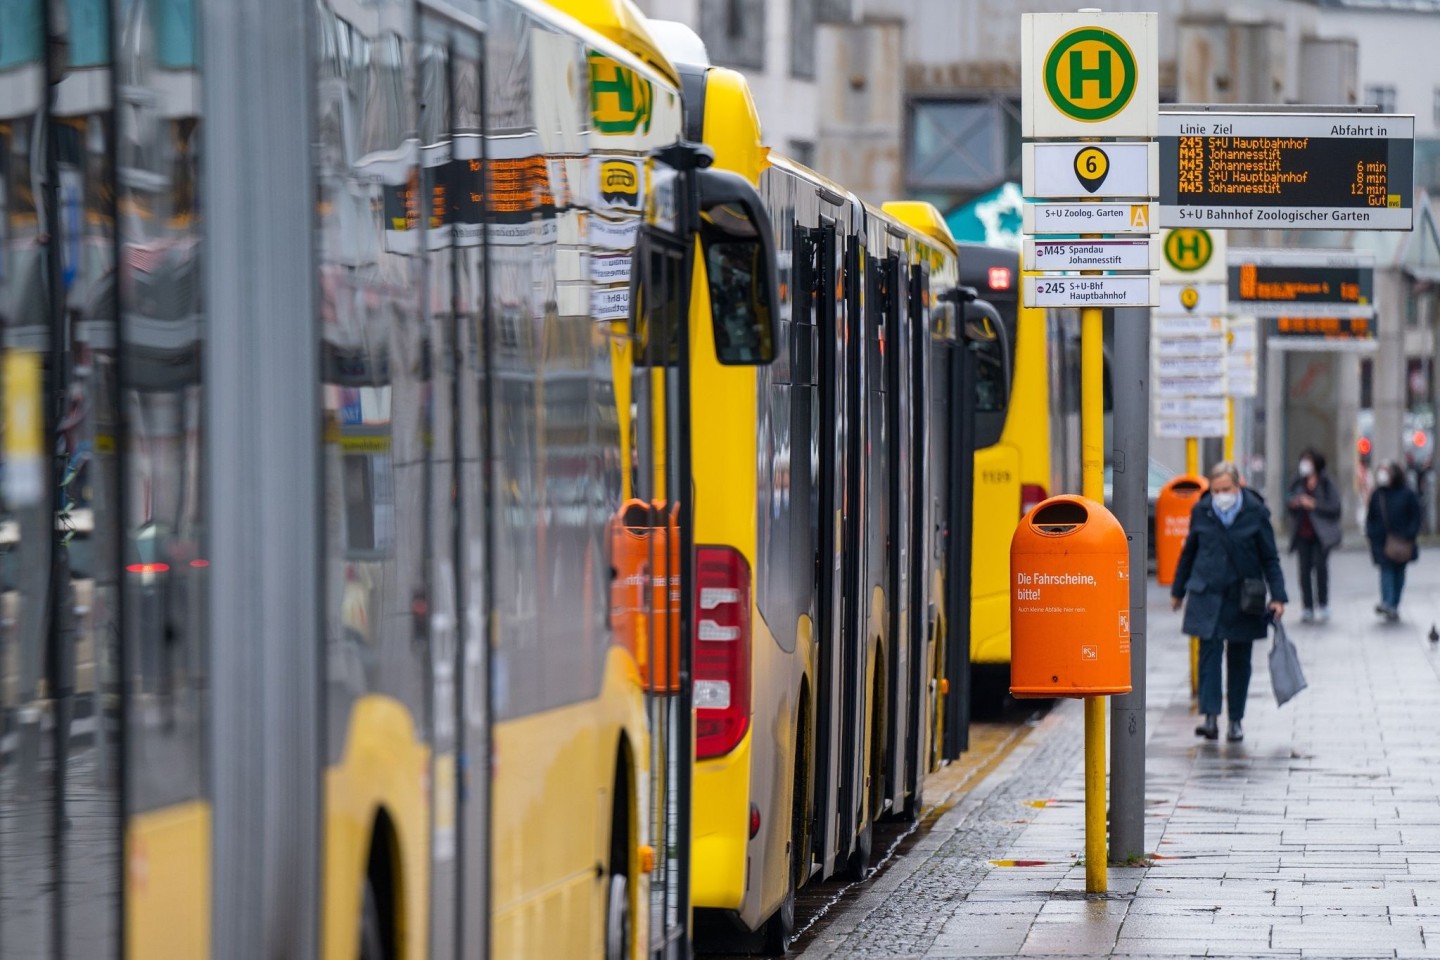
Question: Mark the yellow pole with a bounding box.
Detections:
[1224,397,1235,462]
[1080,305,1106,892]
[1185,438,1200,697]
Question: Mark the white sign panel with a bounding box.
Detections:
[1156,416,1228,439]
[1156,396,1227,419]
[1154,335,1225,358]
[1024,238,1157,272]
[1155,374,1227,398]
[1227,316,1258,397]
[1021,12,1159,139]
[1157,354,1227,378]
[1024,201,1157,235]
[1154,315,1224,336]
[1157,281,1226,317]
[1023,141,1158,199]
[1023,274,1159,308]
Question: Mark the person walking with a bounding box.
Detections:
[1365,458,1421,622]
[1286,449,1343,623]
[1170,461,1288,743]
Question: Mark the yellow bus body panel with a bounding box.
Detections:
[492,645,648,960]
[687,63,774,922]
[691,729,752,910]
[323,695,431,960]
[1005,296,1053,496]
[970,445,1020,664]
[126,800,210,960]
[971,278,1051,667]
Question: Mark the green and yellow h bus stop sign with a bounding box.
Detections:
[1159,227,1228,285]
[1022,12,1158,139]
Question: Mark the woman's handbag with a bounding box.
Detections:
[1269,619,1307,707]
[1217,524,1268,616]
[1238,577,1268,617]
[1379,494,1416,563]
[1384,534,1416,564]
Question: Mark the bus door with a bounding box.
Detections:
[806,215,846,878]
[832,236,868,871]
[905,260,934,807]
[630,217,690,957]
[881,253,914,817]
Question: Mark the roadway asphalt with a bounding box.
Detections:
[797,546,1440,959]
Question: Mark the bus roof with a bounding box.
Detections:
[541,0,681,87]
[881,201,958,256]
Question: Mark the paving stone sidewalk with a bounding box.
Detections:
[798,547,1440,959]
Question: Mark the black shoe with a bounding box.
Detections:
[1195,715,1219,740]
[1377,603,1388,615]
[1227,720,1244,742]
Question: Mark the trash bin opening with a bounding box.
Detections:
[1030,500,1087,534]
[1171,481,1203,494]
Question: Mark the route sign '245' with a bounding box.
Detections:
[1022,13,1158,139]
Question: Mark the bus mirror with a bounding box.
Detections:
[696,168,778,366]
[941,285,1005,344]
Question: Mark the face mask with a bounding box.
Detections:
[1212,491,1239,511]
[1298,459,1314,477]
[1377,469,1392,486]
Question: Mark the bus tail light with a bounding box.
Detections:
[1020,484,1047,519]
[694,545,751,760]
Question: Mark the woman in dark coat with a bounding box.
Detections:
[1286,448,1343,623]
[1365,458,1421,622]
[1170,461,1288,742]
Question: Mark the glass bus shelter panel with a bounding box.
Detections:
[0,0,125,955]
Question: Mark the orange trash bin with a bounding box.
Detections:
[1154,475,1209,587]
[1010,495,1131,698]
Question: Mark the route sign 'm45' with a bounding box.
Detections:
[1022,13,1158,138]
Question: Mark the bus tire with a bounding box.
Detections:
[360,876,385,960]
[762,721,808,955]
[605,872,630,960]
[844,816,872,881]
[606,756,633,960]
[760,870,795,955]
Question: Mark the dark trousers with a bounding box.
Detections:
[1380,560,1408,610]
[1198,637,1254,721]
[1295,537,1329,610]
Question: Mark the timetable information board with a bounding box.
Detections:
[1226,249,1375,319]
[1159,113,1414,230]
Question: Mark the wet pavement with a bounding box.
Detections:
[797,547,1440,958]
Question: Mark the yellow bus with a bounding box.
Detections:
[585,27,964,951]
[956,244,1050,713]
[1,2,777,959]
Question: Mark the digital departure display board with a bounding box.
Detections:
[1159,112,1414,230]
[1272,316,1374,340]
[1226,249,1375,319]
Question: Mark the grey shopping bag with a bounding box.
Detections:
[1269,619,1307,706]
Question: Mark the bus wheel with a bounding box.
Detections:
[762,728,807,955]
[607,758,633,960]
[605,871,631,960]
[360,876,385,960]
[844,815,873,881]
[761,871,796,955]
